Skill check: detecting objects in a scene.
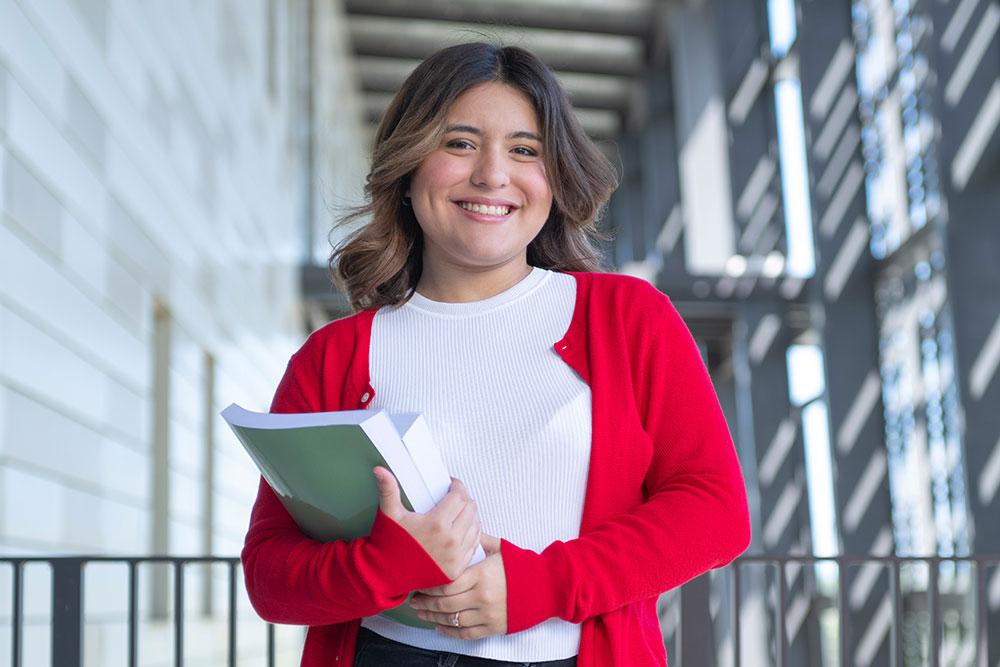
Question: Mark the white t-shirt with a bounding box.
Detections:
[361,266,592,662]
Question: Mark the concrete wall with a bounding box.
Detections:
[0,0,366,663]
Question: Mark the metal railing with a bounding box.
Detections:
[1,556,256,667]
[2,554,999,666]
[670,554,1000,667]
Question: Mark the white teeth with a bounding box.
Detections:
[459,202,510,216]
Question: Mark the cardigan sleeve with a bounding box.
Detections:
[240,351,452,626]
[500,290,752,633]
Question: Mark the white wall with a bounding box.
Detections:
[0,0,367,664]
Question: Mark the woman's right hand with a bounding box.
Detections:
[373,467,481,580]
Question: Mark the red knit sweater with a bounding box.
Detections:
[241,271,751,666]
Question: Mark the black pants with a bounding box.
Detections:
[353,627,578,667]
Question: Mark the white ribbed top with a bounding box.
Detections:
[361,267,591,661]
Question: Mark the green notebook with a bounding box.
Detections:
[221,403,485,628]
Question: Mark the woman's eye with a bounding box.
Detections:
[512,146,539,157]
[447,139,474,150]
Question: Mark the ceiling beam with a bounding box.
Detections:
[347,16,645,76]
[343,0,657,38]
[354,56,635,113]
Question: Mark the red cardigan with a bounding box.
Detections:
[241,271,751,666]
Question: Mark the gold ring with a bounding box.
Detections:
[452,611,461,627]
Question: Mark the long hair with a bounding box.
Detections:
[330,42,619,311]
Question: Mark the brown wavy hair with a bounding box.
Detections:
[330,41,619,312]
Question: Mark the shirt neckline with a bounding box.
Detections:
[404,266,550,317]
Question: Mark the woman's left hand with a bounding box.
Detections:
[409,533,508,640]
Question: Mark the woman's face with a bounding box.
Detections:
[406,82,553,275]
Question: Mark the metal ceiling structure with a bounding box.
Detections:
[343,0,668,142]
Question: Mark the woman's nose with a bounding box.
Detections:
[470,149,510,189]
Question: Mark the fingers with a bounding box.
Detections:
[373,467,404,520]
[411,588,477,614]
[430,478,473,524]
[416,606,479,627]
[460,511,481,564]
[452,494,479,534]
[413,573,476,600]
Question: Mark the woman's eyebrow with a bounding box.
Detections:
[444,124,542,142]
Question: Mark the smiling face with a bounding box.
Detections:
[406,82,554,279]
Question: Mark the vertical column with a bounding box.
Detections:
[730,304,789,666]
[741,300,813,665]
[639,66,680,261]
[797,2,894,665]
[720,0,786,288]
[924,1,1000,660]
[666,0,737,276]
[720,0,818,660]
[615,63,682,278]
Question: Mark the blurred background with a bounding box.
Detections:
[0,0,998,665]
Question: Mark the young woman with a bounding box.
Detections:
[241,42,751,667]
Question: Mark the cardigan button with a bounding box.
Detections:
[361,391,371,403]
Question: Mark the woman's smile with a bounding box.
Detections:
[453,198,520,222]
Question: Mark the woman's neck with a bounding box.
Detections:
[415,261,534,303]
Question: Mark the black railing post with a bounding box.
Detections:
[128,560,138,667]
[732,563,741,667]
[51,559,84,667]
[975,559,987,667]
[228,561,238,667]
[12,561,23,667]
[678,571,713,665]
[928,558,940,667]
[174,561,185,667]
[890,561,903,667]
[838,561,848,667]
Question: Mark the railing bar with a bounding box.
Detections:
[890,560,903,667]
[228,561,238,667]
[776,560,786,667]
[5,554,1000,564]
[838,561,848,667]
[128,561,139,667]
[928,558,939,667]
[675,587,682,665]
[51,560,84,667]
[267,623,276,667]
[174,561,184,667]
[713,555,1000,564]
[0,556,244,565]
[975,560,987,667]
[732,562,741,667]
[12,561,23,667]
